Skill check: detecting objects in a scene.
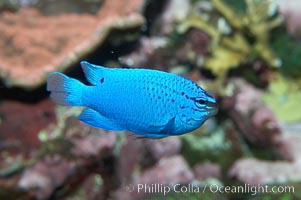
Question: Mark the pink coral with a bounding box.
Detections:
[278,0,301,35]
[0,0,144,88]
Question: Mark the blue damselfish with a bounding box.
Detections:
[47,61,218,138]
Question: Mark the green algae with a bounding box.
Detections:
[179,0,282,80]
[271,28,301,78]
[263,74,301,123]
[181,127,230,165]
[0,0,19,12]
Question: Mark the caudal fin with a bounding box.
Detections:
[47,72,85,106]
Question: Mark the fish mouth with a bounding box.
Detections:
[206,101,218,116]
[208,107,218,116]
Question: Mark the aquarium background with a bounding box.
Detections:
[1,0,301,199]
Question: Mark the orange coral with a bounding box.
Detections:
[0,0,144,88]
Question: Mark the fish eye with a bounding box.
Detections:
[197,99,206,104]
[194,97,207,108]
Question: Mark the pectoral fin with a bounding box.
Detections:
[78,108,124,131]
[132,117,176,139]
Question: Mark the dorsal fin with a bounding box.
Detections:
[80,61,105,85]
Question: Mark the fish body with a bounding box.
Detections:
[47,61,217,138]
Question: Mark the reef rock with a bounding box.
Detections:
[229,157,301,185]
[137,155,194,185]
[0,0,145,88]
[222,78,281,147]
[18,126,118,200]
[193,162,221,181]
[18,156,76,200]
[143,136,182,162]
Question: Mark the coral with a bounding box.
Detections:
[227,79,301,190]
[0,99,56,153]
[278,0,301,35]
[18,122,118,200]
[0,102,120,199]
[143,136,181,161]
[0,0,145,88]
[113,155,194,200]
[119,36,169,68]
[178,0,282,79]
[70,129,116,158]
[229,157,301,185]
[251,107,280,145]
[114,134,142,186]
[152,0,191,35]
[181,126,230,165]
[18,156,75,200]
[33,0,104,15]
[64,173,103,200]
[276,133,301,162]
[193,162,221,181]
[228,131,301,193]
[263,74,301,123]
[137,155,194,184]
[222,78,281,147]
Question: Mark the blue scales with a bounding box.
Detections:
[47,61,218,138]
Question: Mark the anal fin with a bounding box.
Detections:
[78,108,123,131]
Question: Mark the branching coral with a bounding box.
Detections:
[179,0,282,79]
